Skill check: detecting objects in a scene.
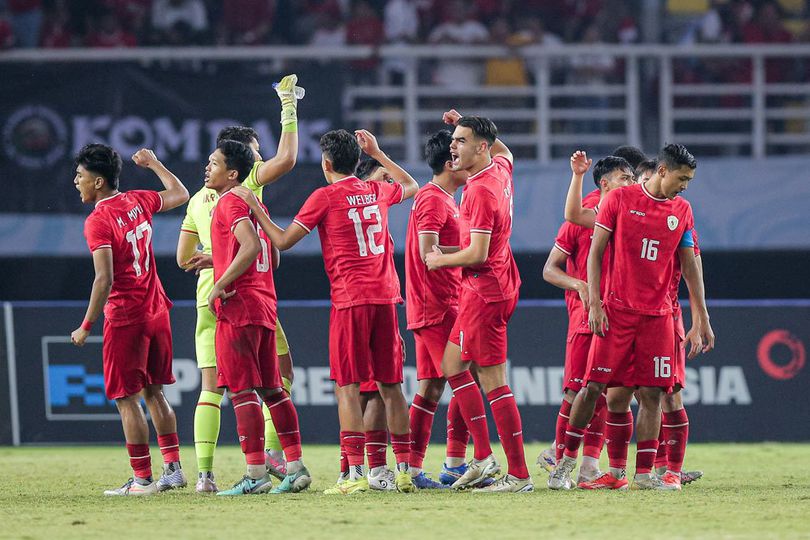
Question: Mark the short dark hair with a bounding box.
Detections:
[424,130,453,175]
[217,126,259,146]
[658,143,697,170]
[356,158,382,180]
[635,158,657,177]
[217,139,255,182]
[611,145,647,169]
[592,156,633,188]
[320,129,361,175]
[74,143,122,190]
[457,116,497,146]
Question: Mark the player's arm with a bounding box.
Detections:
[564,150,596,228]
[176,231,200,268]
[230,186,308,251]
[425,232,489,270]
[586,226,611,336]
[253,74,301,186]
[71,248,113,347]
[680,247,715,358]
[543,246,589,311]
[132,149,189,211]
[272,246,281,270]
[207,219,260,314]
[442,108,512,164]
[355,129,419,200]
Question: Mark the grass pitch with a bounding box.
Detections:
[1,443,808,540]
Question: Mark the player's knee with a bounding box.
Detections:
[638,386,663,408]
[583,382,605,402]
[420,378,445,402]
[661,391,681,411]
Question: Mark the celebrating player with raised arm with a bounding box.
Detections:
[205,139,310,496]
[234,128,418,495]
[176,74,301,492]
[71,144,189,496]
[424,110,531,493]
[538,153,633,483]
[550,144,714,491]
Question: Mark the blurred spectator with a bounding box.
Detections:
[309,12,346,47]
[102,0,151,40]
[217,0,275,45]
[742,1,792,44]
[428,0,489,86]
[485,17,528,86]
[8,0,43,48]
[346,0,384,82]
[384,0,419,44]
[151,0,209,45]
[568,23,615,132]
[85,9,138,47]
[40,0,73,48]
[0,9,14,49]
[474,0,506,20]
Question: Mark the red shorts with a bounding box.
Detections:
[563,332,593,393]
[102,310,174,400]
[673,313,687,389]
[359,380,378,394]
[586,306,675,389]
[449,289,518,366]
[215,322,280,393]
[329,304,404,387]
[413,307,457,380]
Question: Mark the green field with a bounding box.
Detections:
[2,443,809,540]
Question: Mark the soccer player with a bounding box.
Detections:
[205,139,310,496]
[538,153,634,484]
[611,144,647,171]
[635,158,657,184]
[425,110,531,493]
[235,129,419,494]
[405,129,470,489]
[71,144,190,496]
[550,143,715,491]
[176,74,301,492]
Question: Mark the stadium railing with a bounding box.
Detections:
[3,44,810,163]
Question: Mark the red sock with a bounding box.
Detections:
[447,371,492,461]
[654,412,668,470]
[339,440,348,474]
[636,439,659,474]
[157,433,180,464]
[390,432,411,468]
[488,386,529,479]
[232,393,265,465]
[365,430,388,469]
[583,395,606,460]
[409,394,438,469]
[563,423,585,459]
[606,410,633,471]
[126,443,152,480]
[263,390,302,462]
[663,408,689,473]
[555,400,573,461]
[341,431,365,467]
[446,395,469,459]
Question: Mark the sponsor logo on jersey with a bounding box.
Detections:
[630,209,646,216]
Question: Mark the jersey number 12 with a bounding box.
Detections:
[348,205,384,257]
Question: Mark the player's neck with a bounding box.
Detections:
[465,155,492,178]
[644,177,666,199]
[326,172,353,184]
[431,175,457,195]
[93,189,119,204]
[214,180,240,195]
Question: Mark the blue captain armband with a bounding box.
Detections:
[679,228,696,248]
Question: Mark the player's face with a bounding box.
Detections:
[450,126,484,172]
[636,168,653,183]
[248,137,262,161]
[74,165,100,204]
[603,167,634,192]
[660,165,695,199]
[204,149,232,191]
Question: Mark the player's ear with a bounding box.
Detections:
[94,176,105,190]
[322,155,334,174]
[656,163,667,178]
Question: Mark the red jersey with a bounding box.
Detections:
[405,182,461,329]
[458,156,521,302]
[553,194,600,336]
[595,183,695,316]
[83,191,171,327]
[294,177,404,309]
[582,188,600,207]
[211,191,277,328]
[670,228,701,317]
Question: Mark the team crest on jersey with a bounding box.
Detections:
[667,215,679,230]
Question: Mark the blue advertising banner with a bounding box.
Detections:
[1,300,808,445]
